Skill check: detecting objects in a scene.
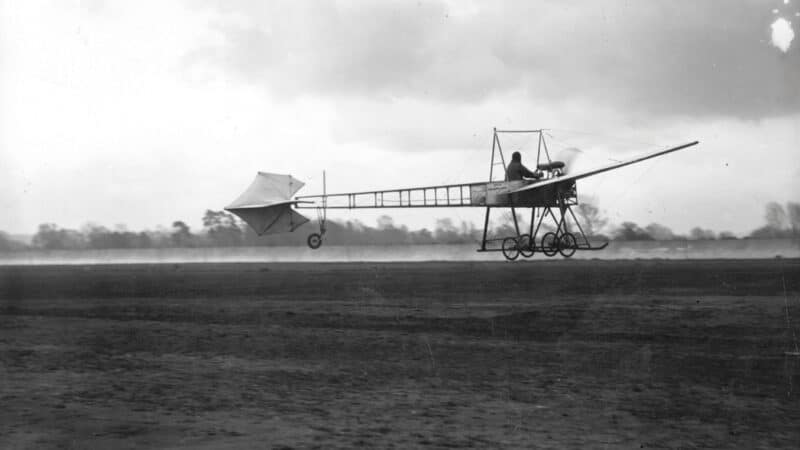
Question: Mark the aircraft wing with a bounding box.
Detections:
[508,140,699,194]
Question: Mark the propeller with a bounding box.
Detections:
[552,147,583,176]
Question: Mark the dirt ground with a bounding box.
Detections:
[1,259,799,449]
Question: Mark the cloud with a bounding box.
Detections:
[1,1,797,238]
[186,0,800,121]
[771,17,795,52]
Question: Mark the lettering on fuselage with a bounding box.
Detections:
[473,180,577,207]
[485,181,527,205]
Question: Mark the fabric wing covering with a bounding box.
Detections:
[225,172,309,235]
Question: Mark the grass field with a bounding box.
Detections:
[1,260,799,448]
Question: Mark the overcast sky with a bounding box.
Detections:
[1,0,798,236]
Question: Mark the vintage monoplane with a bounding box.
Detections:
[225,129,698,260]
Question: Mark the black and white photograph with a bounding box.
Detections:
[1,0,799,448]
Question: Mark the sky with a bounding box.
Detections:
[1,0,798,237]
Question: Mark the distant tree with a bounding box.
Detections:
[575,201,608,237]
[171,221,194,247]
[347,220,366,232]
[689,227,716,240]
[434,218,461,243]
[491,212,523,241]
[32,224,85,250]
[749,225,782,239]
[202,210,243,246]
[409,228,435,244]
[644,223,677,240]
[765,202,789,230]
[84,224,113,248]
[372,216,410,244]
[0,232,14,251]
[376,215,395,230]
[135,232,152,248]
[32,224,57,249]
[613,222,653,241]
[718,231,738,240]
[748,201,796,239]
[787,202,800,236]
[460,220,480,243]
[81,223,153,249]
[240,223,264,246]
[0,231,27,251]
[143,226,173,248]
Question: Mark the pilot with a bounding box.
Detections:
[506,151,541,181]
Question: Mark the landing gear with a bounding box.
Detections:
[541,232,559,257]
[307,212,327,250]
[478,196,608,260]
[518,234,535,258]
[307,233,322,249]
[558,232,577,258]
[502,237,520,261]
[307,171,328,250]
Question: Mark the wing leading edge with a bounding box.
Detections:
[508,140,699,194]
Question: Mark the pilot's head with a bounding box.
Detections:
[512,151,521,162]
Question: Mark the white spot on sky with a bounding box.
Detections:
[771,18,795,52]
[773,8,780,13]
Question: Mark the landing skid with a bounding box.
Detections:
[505,242,608,253]
[476,242,609,252]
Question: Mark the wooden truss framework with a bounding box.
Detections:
[295,129,607,259]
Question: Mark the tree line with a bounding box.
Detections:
[0,201,798,251]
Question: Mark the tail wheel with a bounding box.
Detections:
[519,234,534,258]
[307,233,323,249]
[541,232,559,257]
[558,232,577,258]
[502,237,520,261]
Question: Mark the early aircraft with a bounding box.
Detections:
[225,129,698,260]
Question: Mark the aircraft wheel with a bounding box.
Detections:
[307,233,323,249]
[519,234,534,258]
[502,237,520,261]
[541,232,559,257]
[558,232,577,258]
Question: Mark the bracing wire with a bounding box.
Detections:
[546,129,668,213]
[546,128,661,149]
